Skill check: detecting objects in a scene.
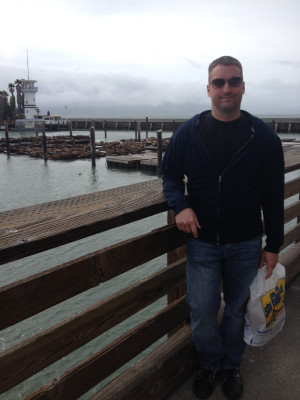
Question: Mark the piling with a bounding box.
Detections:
[4,122,10,156]
[42,124,47,161]
[90,126,96,167]
[145,117,149,139]
[104,120,107,139]
[69,121,73,137]
[157,129,162,174]
[134,120,138,140]
[137,121,141,142]
[35,122,39,137]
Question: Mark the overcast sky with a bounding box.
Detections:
[1,0,300,118]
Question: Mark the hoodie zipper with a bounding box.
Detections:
[200,134,254,245]
[216,134,254,245]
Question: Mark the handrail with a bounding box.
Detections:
[0,143,299,400]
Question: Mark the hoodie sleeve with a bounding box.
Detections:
[162,125,191,215]
[261,127,285,253]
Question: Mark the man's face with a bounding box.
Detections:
[207,65,245,119]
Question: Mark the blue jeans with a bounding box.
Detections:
[186,236,262,371]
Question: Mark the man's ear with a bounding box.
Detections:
[207,84,211,97]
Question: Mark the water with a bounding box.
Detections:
[0,129,299,399]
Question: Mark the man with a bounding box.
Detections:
[162,56,284,399]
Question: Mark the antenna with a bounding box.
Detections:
[26,49,30,80]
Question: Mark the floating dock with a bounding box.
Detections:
[106,152,160,172]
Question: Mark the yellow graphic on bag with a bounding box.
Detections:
[260,278,285,328]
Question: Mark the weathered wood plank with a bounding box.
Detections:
[0,224,185,330]
[167,210,187,336]
[283,145,300,173]
[87,324,196,400]
[0,179,167,265]
[25,298,189,400]
[284,176,300,199]
[280,242,300,283]
[281,224,300,250]
[284,200,300,223]
[0,260,186,394]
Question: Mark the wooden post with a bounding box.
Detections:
[145,117,149,139]
[104,120,107,139]
[90,126,96,167]
[4,122,10,156]
[35,121,39,136]
[297,194,300,244]
[137,121,141,142]
[42,123,47,161]
[167,209,187,337]
[156,129,162,174]
[69,121,73,137]
[172,120,176,134]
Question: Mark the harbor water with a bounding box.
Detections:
[0,128,299,399]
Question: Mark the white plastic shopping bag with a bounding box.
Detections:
[244,263,286,346]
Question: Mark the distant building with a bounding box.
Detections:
[21,79,39,119]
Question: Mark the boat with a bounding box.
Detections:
[43,114,71,131]
[14,115,71,132]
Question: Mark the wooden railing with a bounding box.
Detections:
[0,144,300,400]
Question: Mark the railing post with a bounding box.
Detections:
[167,209,187,337]
[4,121,10,156]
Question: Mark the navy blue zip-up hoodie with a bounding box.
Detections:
[162,110,285,253]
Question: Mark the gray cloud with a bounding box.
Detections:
[1,60,299,119]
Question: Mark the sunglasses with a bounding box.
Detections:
[209,77,243,89]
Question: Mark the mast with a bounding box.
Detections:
[27,49,30,80]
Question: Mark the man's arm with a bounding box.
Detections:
[260,129,285,279]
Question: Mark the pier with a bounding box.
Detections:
[0,143,299,399]
[68,117,300,133]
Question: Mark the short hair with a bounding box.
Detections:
[208,56,243,82]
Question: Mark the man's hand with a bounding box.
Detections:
[259,251,279,279]
[175,208,201,239]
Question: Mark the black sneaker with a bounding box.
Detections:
[193,368,217,399]
[221,368,243,399]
